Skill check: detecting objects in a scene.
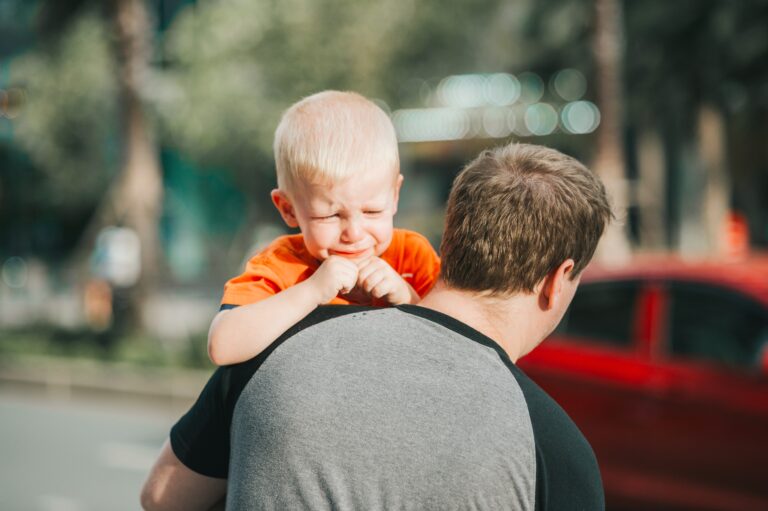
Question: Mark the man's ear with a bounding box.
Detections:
[392,174,404,215]
[538,259,576,311]
[271,189,299,228]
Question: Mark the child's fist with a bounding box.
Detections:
[309,256,360,304]
[356,257,417,305]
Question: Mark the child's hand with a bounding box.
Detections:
[356,257,417,305]
[308,256,360,304]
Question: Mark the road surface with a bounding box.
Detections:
[0,387,189,511]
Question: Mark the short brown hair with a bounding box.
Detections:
[440,143,612,294]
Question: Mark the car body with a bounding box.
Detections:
[518,254,768,511]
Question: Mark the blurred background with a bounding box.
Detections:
[1,0,767,510]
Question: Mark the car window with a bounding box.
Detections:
[667,282,768,370]
[556,280,639,348]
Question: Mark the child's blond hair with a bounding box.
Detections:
[273,91,399,193]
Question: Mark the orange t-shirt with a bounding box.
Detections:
[221,228,441,306]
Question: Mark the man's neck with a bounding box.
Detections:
[418,281,540,362]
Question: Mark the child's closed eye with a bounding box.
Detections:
[312,214,339,220]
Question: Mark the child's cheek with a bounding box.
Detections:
[314,224,340,249]
[373,220,395,250]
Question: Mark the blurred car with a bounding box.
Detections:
[518,255,768,511]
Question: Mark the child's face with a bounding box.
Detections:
[272,168,403,262]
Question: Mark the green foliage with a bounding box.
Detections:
[10,11,118,212]
[158,0,417,170]
[624,0,768,122]
[476,0,592,74]
[6,0,598,208]
[156,0,521,171]
[5,0,768,260]
[10,0,768,186]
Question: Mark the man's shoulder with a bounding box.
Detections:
[294,304,376,331]
[200,306,374,420]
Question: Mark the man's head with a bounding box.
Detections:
[440,142,612,296]
[270,91,402,261]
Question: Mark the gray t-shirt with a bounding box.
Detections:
[171,305,604,510]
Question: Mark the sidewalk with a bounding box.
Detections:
[0,354,211,412]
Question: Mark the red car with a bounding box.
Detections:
[518,255,768,511]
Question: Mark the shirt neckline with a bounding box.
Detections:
[395,304,515,367]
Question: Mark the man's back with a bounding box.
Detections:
[171,306,603,510]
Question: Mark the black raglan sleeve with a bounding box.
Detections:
[508,364,605,511]
[170,367,236,478]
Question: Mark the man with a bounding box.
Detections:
[141,142,612,510]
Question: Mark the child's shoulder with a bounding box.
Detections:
[392,228,434,249]
[385,229,440,293]
[385,229,439,265]
[248,233,309,262]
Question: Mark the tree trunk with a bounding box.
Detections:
[635,128,666,250]
[592,0,631,264]
[109,0,163,327]
[698,105,730,256]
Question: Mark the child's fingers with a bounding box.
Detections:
[355,256,378,276]
[338,266,359,294]
[357,257,394,284]
[370,278,394,299]
[340,267,358,294]
[356,261,380,284]
[320,256,358,295]
[360,267,388,294]
[353,257,408,301]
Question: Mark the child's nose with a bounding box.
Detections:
[341,217,364,243]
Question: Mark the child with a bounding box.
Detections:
[207,91,441,365]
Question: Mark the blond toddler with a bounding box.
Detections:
[207,91,441,365]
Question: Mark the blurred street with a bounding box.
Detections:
[0,381,196,511]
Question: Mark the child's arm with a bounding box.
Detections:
[208,256,359,366]
[356,257,420,305]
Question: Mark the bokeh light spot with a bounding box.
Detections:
[561,101,601,134]
[482,108,512,138]
[393,108,470,142]
[2,257,28,288]
[485,74,521,106]
[552,69,587,101]
[518,72,545,104]
[524,103,558,135]
[437,74,488,108]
